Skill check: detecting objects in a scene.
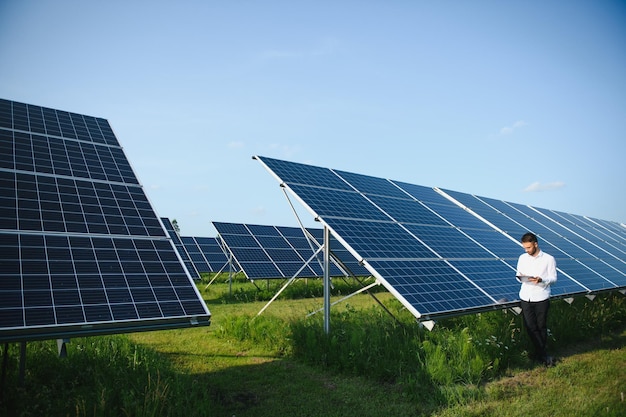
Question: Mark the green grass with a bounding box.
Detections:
[1,277,625,416]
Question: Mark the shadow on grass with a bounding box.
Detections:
[553,325,626,360]
[0,342,427,417]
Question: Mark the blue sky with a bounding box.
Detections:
[1,1,624,237]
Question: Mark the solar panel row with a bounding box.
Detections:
[157,219,230,275]
[212,221,369,281]
[160,218,201,280]
[254,155,625,320]
[0,98,210,343]
[191,236,231,272]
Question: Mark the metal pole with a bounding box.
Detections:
[228,253,233,296]
[323,226,331,334]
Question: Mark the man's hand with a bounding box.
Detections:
[528,277,542,284]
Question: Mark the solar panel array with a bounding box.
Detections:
[0,98,210,343]
[212,221,369,281]
[180,236,229,273]
[160,218,201,280]
[158,219,230,274]
[254,155,625,320]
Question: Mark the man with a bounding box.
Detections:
[516,232,557,366]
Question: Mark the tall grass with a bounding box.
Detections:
[0,335,228,417]
[279,293,626,406]
[205,273,380,303]
[1,335,173,416]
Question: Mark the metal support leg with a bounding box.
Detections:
[323,226,331,335]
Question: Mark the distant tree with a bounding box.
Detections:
[171,219,180,234]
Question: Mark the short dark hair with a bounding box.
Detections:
[521,232,538,243]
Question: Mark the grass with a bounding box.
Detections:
[1,275,625,416]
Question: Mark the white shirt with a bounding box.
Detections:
[516,249,557,302]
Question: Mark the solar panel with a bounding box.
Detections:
[212,221,369,280]
[160,218,201,280]
[254,155,625,321]
[192,236,231,272]
[446,192,625,290]
[180,236,210,273]
[0,98,210,343]
[304,228,370,277]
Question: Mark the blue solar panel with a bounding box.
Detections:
[306,228,371,277]
[455,228,521,260]
[288,184,391,221]
[213,221,369,280]
[0,99,210,342]
[543,210,626,255]
[323,218,437,260]
[213,222,292,279]
[367,259,495,315]
[439,188,528,237]
[193,236,230,272]
[587,216,626,238]
[483,200,622,289]
[181,236,211,273]
[333,169,410,199]
[255,155,624,320]
[365,194,450,226]
[402,224,495,259]
[446,260,519,303]
[161,218,201,280]
[444,190,625,290]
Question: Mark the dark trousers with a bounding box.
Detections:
[520,299,550,360]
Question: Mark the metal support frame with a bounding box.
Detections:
[307,281,379,317]
[254,188,409,332]
[57,339,70,358]
[256,246,325,317]
[204,250,240,290]
[323,226,331,334]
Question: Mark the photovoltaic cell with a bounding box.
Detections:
[254,155,624,321]
[0,98,210,343]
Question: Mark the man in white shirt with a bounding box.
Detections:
[516,232,557,366]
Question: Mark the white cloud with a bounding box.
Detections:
[523,181,565,192]
[500,120,527,135]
